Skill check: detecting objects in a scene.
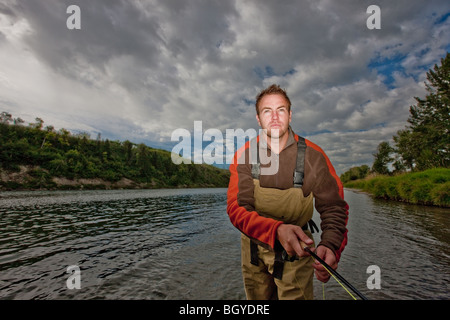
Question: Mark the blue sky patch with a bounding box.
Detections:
[433,12,450,25]
[368,53,407,89]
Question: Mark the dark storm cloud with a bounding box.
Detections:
[0,0,448,174]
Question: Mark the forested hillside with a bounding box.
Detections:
[0,115,230,190]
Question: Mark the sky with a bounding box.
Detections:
[0,0,449,175]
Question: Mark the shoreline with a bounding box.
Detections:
[0,165,228,191]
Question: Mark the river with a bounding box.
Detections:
[0,188,448,300]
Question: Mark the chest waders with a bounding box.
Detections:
[249,137,318,281]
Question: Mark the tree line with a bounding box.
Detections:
[0,114,230,189]
[341,52,449,183]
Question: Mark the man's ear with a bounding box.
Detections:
[256,114,261,127]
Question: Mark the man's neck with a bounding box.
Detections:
[261,131,290,155]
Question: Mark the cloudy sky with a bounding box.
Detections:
[0,0,449,175]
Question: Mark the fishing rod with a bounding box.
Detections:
[302,246,369,300]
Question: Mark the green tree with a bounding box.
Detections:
[102,139,111,162]
[123,140,134,164]
[394,52,450,170]
[340,165,370,183]
[57,128,71,150]
[393,129,414,171]
[48,157,68,176]
[136,143,155,180]
[30,117,44,130]
[0,112,12,124]
[372,141,394,175]
[13,117,24,125]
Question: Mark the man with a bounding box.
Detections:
[227,84,349,300]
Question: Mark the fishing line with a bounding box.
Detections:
[286,253,356,300]
[303,246,369,300]
[322,282,325,300]
[317,258,357,300]
[284,245,369,300]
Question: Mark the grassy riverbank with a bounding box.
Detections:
[344,168,450,207]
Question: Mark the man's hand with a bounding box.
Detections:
[312,245,337,283]
[276,224,313,257]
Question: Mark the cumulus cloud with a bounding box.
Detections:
[0,0,448,174]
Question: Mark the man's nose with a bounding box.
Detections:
[271,110,279,119]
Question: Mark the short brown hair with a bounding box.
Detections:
[255,84,291,115]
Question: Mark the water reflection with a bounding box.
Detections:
[0,188,448,300]
[332,190,450,300]
[0,188,244,299]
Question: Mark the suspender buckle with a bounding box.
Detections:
[293,170,304,187]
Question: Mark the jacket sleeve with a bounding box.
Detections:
[304,140,349,262]
[226,143,283,249]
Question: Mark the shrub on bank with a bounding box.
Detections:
[344,168,449,207]
[431,182,450,207]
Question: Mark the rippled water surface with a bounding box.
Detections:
[0,188,448,300]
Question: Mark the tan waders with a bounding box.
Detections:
[241,180,316,300]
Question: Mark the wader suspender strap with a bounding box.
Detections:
[250,241,259,266]
[249,137,316,280]
[273,241,285,280]
[293,137,306,188]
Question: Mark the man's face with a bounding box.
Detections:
[256,94,292,139]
